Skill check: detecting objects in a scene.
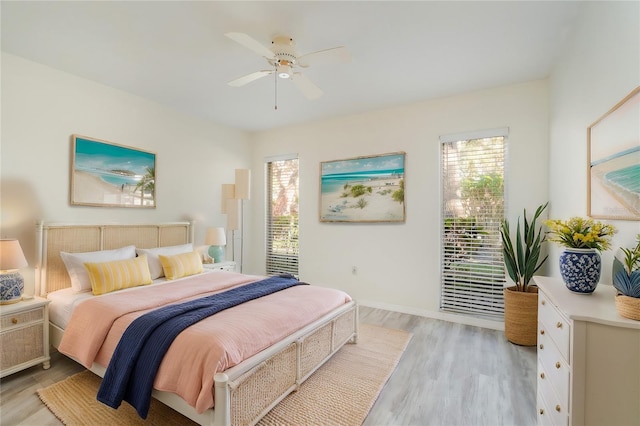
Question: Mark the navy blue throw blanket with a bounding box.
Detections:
[96,274,304,418]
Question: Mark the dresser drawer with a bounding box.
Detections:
[0,307,44,330]
[538,291,570,361]
[537,361,569,426]
[537,331,569,410]
[537,390,554,426]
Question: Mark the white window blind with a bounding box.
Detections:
[266,156,299,276]
[440,133,507,318]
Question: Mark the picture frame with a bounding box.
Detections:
[587,86,640,221]
[71,135,156,208]
[320,152,405,223]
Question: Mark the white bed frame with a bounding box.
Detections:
[35,221,358,426]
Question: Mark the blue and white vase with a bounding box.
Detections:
[559,248,601,294]
[0,271,24,304]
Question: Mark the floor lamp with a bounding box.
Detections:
[234,169,250,273]
[225,197,239,266]
[221,183,236,261]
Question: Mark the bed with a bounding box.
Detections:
[35,221,358,426]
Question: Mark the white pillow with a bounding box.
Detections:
[136,243,194,279]
[60,245,136,293]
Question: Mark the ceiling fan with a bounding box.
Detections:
[225,32,351,101]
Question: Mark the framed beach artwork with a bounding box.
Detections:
[587,86,640,221]
[320,152,405,223]
[71,135,156,208]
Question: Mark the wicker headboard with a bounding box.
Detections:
[35,221,194,296]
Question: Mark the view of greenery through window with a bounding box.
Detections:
[266,158,299,276]
[441,136,506,318]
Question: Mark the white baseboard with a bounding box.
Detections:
[357,299,505,331]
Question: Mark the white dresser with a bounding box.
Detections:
[534,276,640,426]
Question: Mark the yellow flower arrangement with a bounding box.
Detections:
[545,217,617,251]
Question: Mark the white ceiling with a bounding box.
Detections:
[1,1,582,132]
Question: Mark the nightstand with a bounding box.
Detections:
[203,261,237,272]
[0,297,51,378]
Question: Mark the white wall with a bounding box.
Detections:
[548,1,640,283]
[1,53,251,295]
[248,80,549,327]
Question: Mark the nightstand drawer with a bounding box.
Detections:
[203,261,236,272]
[0,307,44,330]
[0,323,44,370]
[538,291,570,361]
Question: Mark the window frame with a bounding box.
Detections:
[439,128,509,319]
[265,154,299,276]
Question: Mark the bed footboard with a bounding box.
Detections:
[213,301,358,426]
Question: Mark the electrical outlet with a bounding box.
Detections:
[352,266,357,275]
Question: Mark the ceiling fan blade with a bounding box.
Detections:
[297,46,351,68]
[228,70,273,87]
[292,73,323,100]
[225,32,275,59]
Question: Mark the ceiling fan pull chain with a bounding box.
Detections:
[274,70,278,110]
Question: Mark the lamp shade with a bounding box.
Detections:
[226,198,240,230]
[0,239,28,271]
[205,227,226,246]
[221,184,235,214]
[235,169,251,200]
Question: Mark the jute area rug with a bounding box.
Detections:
[38,323,411,426]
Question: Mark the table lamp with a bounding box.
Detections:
[0,239,28,304]
[205,227,226,263]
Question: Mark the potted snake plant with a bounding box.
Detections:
[500,202,548,346]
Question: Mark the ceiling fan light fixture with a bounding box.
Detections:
[277,64,292,79]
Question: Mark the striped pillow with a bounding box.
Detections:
[159,251,203,280]
[85,255,153,295]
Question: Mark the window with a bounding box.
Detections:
[440,129,507,318]
[266,155,299,276]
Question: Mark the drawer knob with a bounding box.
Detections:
[541,300,546,305]
[539,408,544,415]
[556,362,561,369]
[539,344,544,350]
[556,322,563,329]
[11,317,18,324]
[540,372,545,379]
[555,405,561,412]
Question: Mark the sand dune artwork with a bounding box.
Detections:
[588,87,640,221]
[320,152,405,223]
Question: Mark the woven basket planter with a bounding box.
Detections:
[504,286,539,346]
[615,294,640,321]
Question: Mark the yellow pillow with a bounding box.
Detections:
[159,251,203,280]
[85,255,153,295]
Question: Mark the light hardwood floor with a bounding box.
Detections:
[0,306,536,426]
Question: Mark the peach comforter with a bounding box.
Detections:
[58,271,352,413]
